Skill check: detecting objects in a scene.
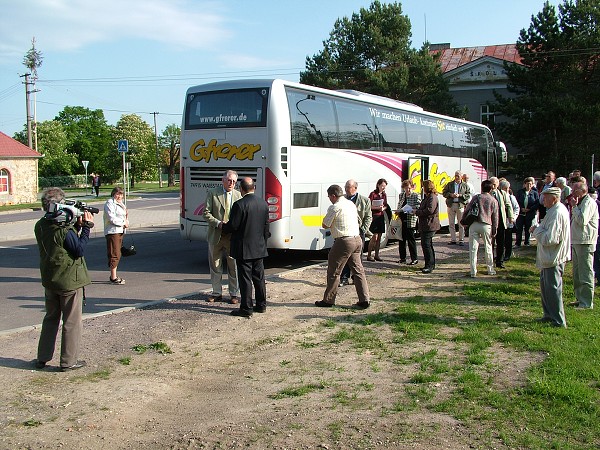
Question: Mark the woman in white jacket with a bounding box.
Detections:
[104,187,129,284]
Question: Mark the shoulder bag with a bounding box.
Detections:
[460,195,480,227]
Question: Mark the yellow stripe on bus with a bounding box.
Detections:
[301,216,325,226]
[301,212,449,226]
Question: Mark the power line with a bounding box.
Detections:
[37,68,305,85]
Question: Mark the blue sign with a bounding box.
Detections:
[118,139,129,153]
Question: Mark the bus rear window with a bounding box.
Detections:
[185,88,269,129]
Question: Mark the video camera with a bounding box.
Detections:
[46,200,99,227]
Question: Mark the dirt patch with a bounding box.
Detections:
[0,244,542,449]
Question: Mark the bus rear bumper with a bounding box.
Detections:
[180,219,208,241]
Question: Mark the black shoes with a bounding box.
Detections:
[408,260,418,266]
[34,360,47,370]
[339,278,350,287]
[315,300,334,308]
[421,267,433,274]
[496,262,506,269]
[230,309,252,317]
[353,302,370,309]
[253,305,267,313]
[60,361,87,372]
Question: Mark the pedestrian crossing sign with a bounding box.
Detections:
[118,139,129,153]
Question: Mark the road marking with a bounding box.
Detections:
[0,246,28,250]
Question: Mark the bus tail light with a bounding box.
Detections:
[265,167,282,222]
[180,167,185,218]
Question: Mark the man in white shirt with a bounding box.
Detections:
[315,185,370,309]
[531,187,571,327]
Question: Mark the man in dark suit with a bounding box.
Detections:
[221,177,270,317]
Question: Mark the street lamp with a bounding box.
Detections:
[82,160,89,195]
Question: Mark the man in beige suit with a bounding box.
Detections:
[203,170,242,303]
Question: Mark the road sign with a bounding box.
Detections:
[82,160,89,169]
[118,139,129,153]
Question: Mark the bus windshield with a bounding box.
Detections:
[185,88,269,129]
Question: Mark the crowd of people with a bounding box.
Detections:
[32,168,599,371]
[344,169,598,329]
[456,169,598,328]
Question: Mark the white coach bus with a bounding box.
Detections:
[179,78,506,250]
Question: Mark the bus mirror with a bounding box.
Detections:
[496,141,508,163]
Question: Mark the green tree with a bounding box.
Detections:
[13,120,76,176]
[159,124,181,187]
[494,0,600,175]
[55,106,117,181]
[36,121,77,176]
[114,114,156,187]
[300,1,459,115]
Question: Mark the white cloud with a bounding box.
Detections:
[0,0,232,61]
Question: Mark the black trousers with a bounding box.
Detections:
[420,230,436,269]
[235,258,267,312]
[504,227,514,260]
[399,224,418,262]
[515,214,534,245]
[495,223,506,265]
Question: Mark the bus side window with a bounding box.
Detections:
[287,91,338,148]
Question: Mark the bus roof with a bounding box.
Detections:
[185,78,492,134]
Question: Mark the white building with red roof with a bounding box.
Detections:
[0,132,42,205]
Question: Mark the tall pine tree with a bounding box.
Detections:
[300,1,459,116]
[494,0,600,175]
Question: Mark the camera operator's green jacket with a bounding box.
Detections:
[34,219,91,292]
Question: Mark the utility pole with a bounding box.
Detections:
[20,73,32,149]
[153,112,163,188]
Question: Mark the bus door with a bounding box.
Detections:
[407,157,429,196]
[289,184,326,250]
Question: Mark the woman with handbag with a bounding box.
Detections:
[104,187,129,285]
[415,180,440,273]
[463,180,499,277]
[396,180,421,265]
[367,178,389,261]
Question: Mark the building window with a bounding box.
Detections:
[480,105,495,128]
[0,169,9,194]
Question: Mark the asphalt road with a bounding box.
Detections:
[0,192,327,333]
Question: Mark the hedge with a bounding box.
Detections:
[39,175,88,189]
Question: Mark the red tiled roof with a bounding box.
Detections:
[0,131,42,158]
[434,44,523,73]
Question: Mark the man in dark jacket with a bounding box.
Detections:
[221,178,270,317]
[34,188,93,371]
[515,177,540,247]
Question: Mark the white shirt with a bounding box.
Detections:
[322,196,360,239]
[532,201,571,269]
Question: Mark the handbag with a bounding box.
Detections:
[121,235,137,257]
[460,195,480,227]
[387,213,403,240]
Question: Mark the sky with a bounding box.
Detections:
[0,0,558,138]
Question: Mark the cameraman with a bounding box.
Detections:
[34,187,93,371]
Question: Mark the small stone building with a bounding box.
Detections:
[0,131,42,206]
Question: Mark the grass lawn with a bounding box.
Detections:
[331,249,600,448]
